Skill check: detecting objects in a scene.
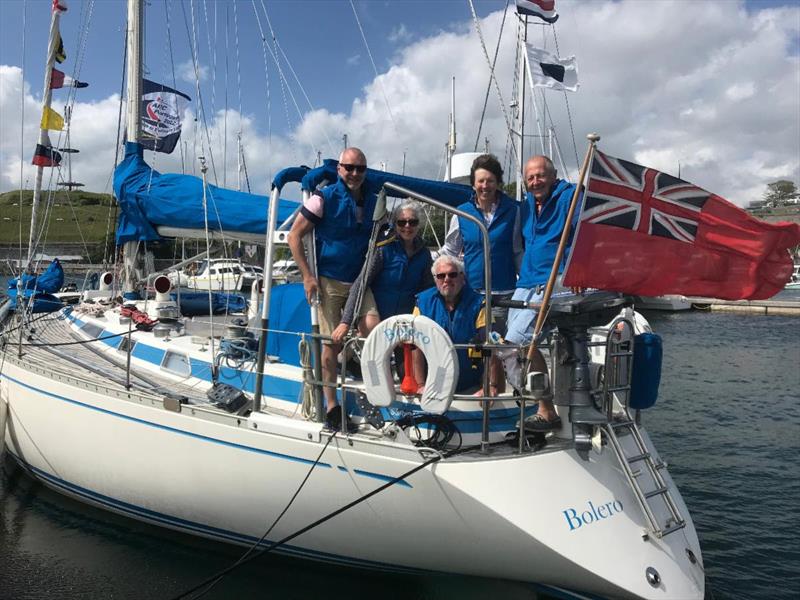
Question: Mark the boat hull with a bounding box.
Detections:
[0,359,704,599]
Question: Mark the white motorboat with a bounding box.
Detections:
[785,264,800,289]
[634,295,693,311]
[0,2,705,598]
[169,257,263,292]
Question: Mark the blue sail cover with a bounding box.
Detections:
[6,259,65,313]
[297,159,474,207]
[114,142,301,244]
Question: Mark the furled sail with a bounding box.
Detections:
[113,142,301,244]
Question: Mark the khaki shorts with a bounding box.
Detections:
[317,276,378,340]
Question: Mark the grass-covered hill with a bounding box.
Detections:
[0,190,115,243]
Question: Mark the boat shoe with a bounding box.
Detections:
[324,405,358,434]
[523,414,562,432]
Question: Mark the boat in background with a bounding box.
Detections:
[635,295,693,311]
[785,264,800,289]
[168,257,263,292]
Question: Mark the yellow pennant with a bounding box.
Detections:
[41,107,64,131]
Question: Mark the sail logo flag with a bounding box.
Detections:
[50,68,88,89]
[516,0,559,23]
[140,79,191,154]
[41,106,64,131]
[562,150,800,300]
[525,44,578,92]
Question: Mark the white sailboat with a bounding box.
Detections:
[0,2,705,598]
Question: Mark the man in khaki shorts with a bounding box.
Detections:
[288,147,379,429]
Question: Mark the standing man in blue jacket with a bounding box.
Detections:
[504,155,579,431]
[287,147,380,429]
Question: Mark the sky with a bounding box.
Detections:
[0,0,798,207]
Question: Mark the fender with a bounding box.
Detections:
[361,314,458,415]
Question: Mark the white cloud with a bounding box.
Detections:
[175,59,208,84]
[388,24,412,44]
[346,54,361,67]
[2,0,799,210]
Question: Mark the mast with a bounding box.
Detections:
[515,16,527,202]
[122,0,143,293]
[27,0,68,269]
[446,77,456,181]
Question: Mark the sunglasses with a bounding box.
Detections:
[395,219,419,227]
[340,163,367,174]
[435,271,460,281]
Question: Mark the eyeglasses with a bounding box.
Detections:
[340,163,367,174]
[435,271,460,281]
[395,219,419,227]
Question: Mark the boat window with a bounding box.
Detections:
[161,351,192,377]
[80,322,104,339]
[118,336,137,354]
[210,269,219,275]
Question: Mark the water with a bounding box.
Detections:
[2,298,799,599]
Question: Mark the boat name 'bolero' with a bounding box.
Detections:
[563,499,624,531]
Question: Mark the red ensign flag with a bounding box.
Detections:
[563,150,800,300]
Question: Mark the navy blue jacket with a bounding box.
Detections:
[373,238,433,318]
[313,178,377,283]
[416,286,484,392]
[517,179,579,288]
[457,193,519,292]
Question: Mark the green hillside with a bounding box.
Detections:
[0,190,115,243]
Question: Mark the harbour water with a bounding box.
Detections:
[1,293,799,599]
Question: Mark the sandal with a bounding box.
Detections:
[523,413,562,432]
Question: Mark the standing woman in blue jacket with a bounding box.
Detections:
[440,154,523,332]
[332,200,434,342]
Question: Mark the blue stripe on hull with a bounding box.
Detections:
[1,373,415,487]
[5,452,423,574]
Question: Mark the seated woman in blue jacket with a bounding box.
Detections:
[412,255,503,396]
[332,200,434,343]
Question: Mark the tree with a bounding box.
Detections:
[763,180,798,208]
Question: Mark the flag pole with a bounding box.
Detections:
[27,1,66,269]
[523,132,600,377]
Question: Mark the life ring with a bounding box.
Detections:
[361,314,458,415]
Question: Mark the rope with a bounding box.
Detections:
[171,442,456,600]
[349,0,399,137]
[181,433,338,600]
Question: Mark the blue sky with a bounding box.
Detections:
[0,1,510,135]
[1,0,798,206]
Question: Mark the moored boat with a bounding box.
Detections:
[0,2,709,598]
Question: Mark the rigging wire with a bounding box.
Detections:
[253,0,316,164]
[223,3,229,188]
[551,27,580,179]
[101,24,128,268]
[170,444,460,600]
[232,1,245,190]
[467,0,517,166]
[349,0,399,137]
[183,433,338,600]
[17,0,28,270]
[474,0,510,152]
[181,0,219,185]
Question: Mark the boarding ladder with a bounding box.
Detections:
[597,316,686,539]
